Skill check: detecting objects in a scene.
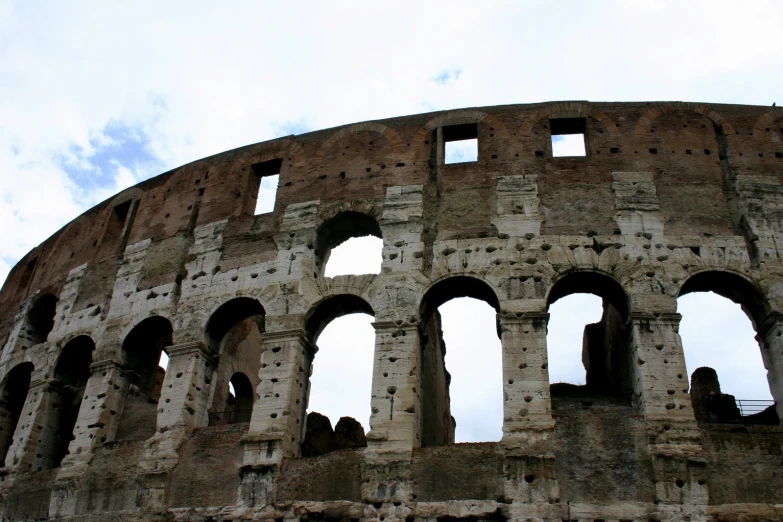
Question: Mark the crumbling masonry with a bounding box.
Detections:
[0,101,782,521]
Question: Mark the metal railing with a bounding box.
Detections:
[208,408,252,426]
[696,398,777,425]
[736,400,776,416]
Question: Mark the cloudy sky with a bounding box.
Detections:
[1,1,781,441]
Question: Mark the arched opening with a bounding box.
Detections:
[24,294,57,347]
[315,211,383,277]
[301,295,374,457]
[546,272,632,400]
[0,362,33,467]
[211,372,254,425]
[115,316,173,441]
[678,271,778,424]
[46,335,94,468]
[419,276,502,445]
[205,298,264,427]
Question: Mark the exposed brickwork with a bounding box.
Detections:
[0,101,782,521]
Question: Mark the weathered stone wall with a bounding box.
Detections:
[0,101,782,521]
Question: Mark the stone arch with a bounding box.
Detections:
[519,102,618,138]
[121,316,173,394]
[413,109,510,145]
[634,102,735,137]
[244,137,307,169]
[108,187,143,209]
[304,294,375,345]
[204,297,266,355]
[44,335,95,469]
[115,316,173,442]
[315,122,406,164]
[417,275,502,446]
[546,270,633,397]
[419,274,502,326]
[752,107,783,141]
[23,293,58,347]
[546,270,631,319]
[0,362,34,467]
[677,269,771,330]
[228,372,254,412]
[313,274,377,304]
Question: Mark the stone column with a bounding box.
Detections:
[365,322,421,457]
[142,341,217,470]
[756,312,783,423]
[242,329,314,466]
[3,378,48,472]
[500,312,555,446]
[629,312,701,448]
[57,359,131,477]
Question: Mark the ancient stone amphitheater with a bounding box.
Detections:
[0,101,781,522]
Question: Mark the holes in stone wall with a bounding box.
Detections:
[443,123,478,164]
[551,118,586,157]
[251,158,282,215]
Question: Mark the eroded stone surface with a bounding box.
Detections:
[0,101,781,520]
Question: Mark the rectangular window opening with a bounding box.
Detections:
[18,256,38,290]
[113,200,131,223]
[251,158,283,215]
[443,123,478,164]
[551,118,587,157]
[102,199,134,243]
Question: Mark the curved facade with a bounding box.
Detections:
[0,101,782,521]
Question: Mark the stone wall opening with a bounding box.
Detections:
[546,272,632,400]
[678,271,776,422]
[45,335,94,469]
[316,211,382,277]
[547,294,604,386]
[550,118,586,157]
[205,297,264,426]
[302,295,374,456]
[419,276,502,445]
[250,158,282,215]
[115,316,173,441]
[24,293,57,347]
[443,123,479,164]
[0,362,33,467]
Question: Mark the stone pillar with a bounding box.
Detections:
[500,312,555,446]
[3,379,48,472]
[242,329,314,466]
[142,341,217,471]
[629,312,700,449]
[756,313,783,423]
[629,312,708,505]
[366,322,421,457]
[57,359,131,477]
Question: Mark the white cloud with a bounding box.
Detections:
[1,0,781,437]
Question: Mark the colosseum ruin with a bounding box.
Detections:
[0,101,781,521]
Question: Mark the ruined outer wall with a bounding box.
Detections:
[0,101,782,521]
